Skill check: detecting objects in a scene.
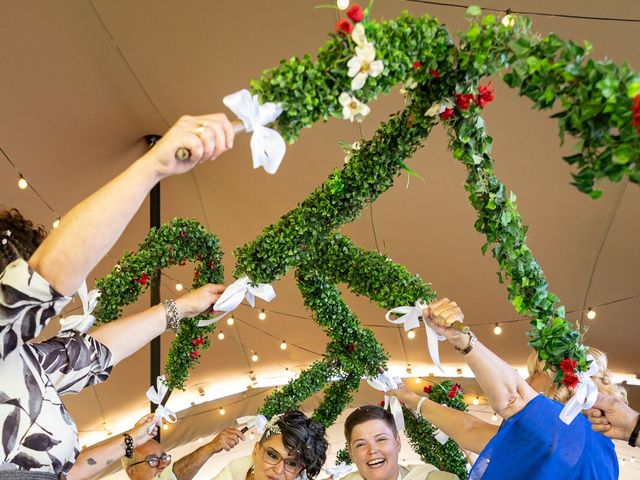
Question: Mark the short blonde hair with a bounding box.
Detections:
[527,347,628,405]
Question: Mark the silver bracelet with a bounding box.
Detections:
[416,396,428,418]
[163,299,180,333]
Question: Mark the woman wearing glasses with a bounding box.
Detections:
[213,410,328,480]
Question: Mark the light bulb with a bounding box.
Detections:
[407,330,416,339]
[175,283,183,292]
[587,308,596,320]
[473,397,479,406]
[501,14,515,27]
[280,340,287,350]
[52,218,60,229]
[258,309,267,320]
[219,407,225,416]
[493,324,502,335]
[197,438,204,444]
[162,423,169,431]
[251,352,259,362]
[226,316,234,326]
[491,413,498,422]
[17,175,28,190]
[249,432,255,440]
[414,377,421,384]
[337,0,349,10]
[218,332,225,340]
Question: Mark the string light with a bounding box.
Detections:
[251,352,259,362]
[493,324,503,335]
[175,283,183,292]
[407,329,416,339]
[162,423,169,431]
[226,316,235,326]
[414,377,421,384]
[587,308,597,320]
[219,407,225,416]
[217,332,225,340]
[249,432,255,440]
[52,218,60,229]
[472,396,479,405]
[197,438,204,444]
[258,309,267,320]
[501,12,516,27]
[337,0,349,10]
[17,174,28,190]
[491,413,498,422]
[280,340,287,350]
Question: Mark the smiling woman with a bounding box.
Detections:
[342,406,459,480]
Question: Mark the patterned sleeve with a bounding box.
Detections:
[0,259,71,360]
[30,332,114,395]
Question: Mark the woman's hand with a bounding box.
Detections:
[387,380,421,411]
[142,113,235,179]
[423,298,469,350]
[127,413,160,448]
[175,284,226,319]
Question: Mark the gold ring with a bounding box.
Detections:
[194,122,208,138]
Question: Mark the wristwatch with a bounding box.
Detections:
[454,331,477,355]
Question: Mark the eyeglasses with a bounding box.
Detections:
[130,453,172,468]
[262,446,302,474]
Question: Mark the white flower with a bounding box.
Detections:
[425,98,454,117]
[347,43,384,90]
[339,92,371,122]
[351,23,367,47]
[400,78,418,95]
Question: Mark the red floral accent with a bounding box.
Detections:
[475,82,495,108]
[631,94,640,133]
[346,4,365,23]
[423,385,432,394]
[197,254,204,261]
[439,108,454,120]
[336,19,354,35]
[192,337,205,346]
[559,358,577,375]
[413,61,423,70]
[189,351,200,359]
[448,383,462,398]
[429,69,440,78]
[379,400,385,407]
[562,373,579,389]
[455,93,474,110]
[194,271,200,280]
[179,230,187,239]
[207,260,215,269]
[347,343,356,352]
[179,260,186,266]
[134,273,148,286]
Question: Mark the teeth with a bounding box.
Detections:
[367,459,385,466]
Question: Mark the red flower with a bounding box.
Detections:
[207,260,215,269]
[189,351,200,359]
[447,384,459,398]
[559,358,577,375]
[562,373,580,389]
[347,343,356,352]
[379,400,385,407]
[197,254,204,261]
[439,108,454,120]
[413,61,423,70]
[423,385,432,394]
[135,273,148,286]
[336,19,353,35]
[455,93,474,110]
[631,94,640,133]
[179,230,187,239]
[194,271,200,280]
[346,4,365,23]
[429,69,440,78]
[475,82,495,108]
[192,337,205,346]
[179,260,186,266]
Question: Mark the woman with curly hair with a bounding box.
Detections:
[212,410,328,480]
[0,114,235,480]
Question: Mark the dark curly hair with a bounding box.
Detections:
[0,209,47,271]
[260,410,328,479]
[344,405,398,444]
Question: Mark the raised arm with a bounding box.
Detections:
[424,298,537,420]
[173,428,245,480]
[28,114,234,296]
[388,381,498,453]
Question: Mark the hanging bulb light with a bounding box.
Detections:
[52,218,61,229]
[175,283,183,292]
[226,316,234,326]
[251,352,259,362]
[219,407,225,416]
[217,332,225,340]
[587,308,596,320]
[473,396,480,406]
[491,413,498,422]
[501,9,516,27]
[197,438,204,444]
[162,423,169,431]
[249,432,255,440]
[414,377,421,384]
[17,174,28,190]
[258,309,267,320]
[280,340,287,350]
[337,0,349,10]
[407,329,416,339]
[493,324,503,335]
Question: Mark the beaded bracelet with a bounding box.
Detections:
[163,299,180,333]
[123,433,134,458]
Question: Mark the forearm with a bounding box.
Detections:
[173,442,219,480]
[403,395,498,453]
[90,304,167,365]
[29,158,162,296]
[460,339,536,419]
[67,435,126,480]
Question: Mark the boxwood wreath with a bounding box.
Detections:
[93,4,640,477]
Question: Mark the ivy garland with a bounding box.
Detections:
[94,219,224,390]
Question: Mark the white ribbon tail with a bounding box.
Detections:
[146,376,175,432]
[236,414,268,434]
[325,462,353,479]
[433,428,449,445]
[559,355,599,425]
[60,282,100,333]
[367,372,405,431]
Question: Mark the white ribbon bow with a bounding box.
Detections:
[146,375,177,429]
[559,355,600,425]
[325,463,353,479]
[60,282,100,333]
[385,300,446,372]
[198,276,276,326]
[367,370,405,431]
[223,89,286,174]
[433,428,449,445]
[236,414,268,434]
